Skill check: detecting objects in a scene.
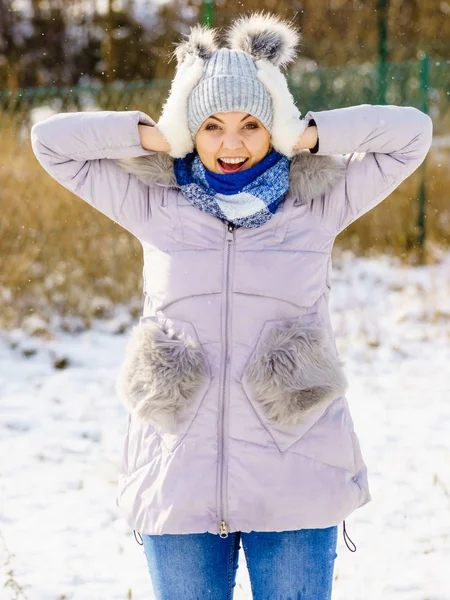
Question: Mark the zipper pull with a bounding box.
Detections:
[226,221,235,243]
[219,520,229,538]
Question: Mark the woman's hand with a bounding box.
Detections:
[293,125,318,151]
[138,124,171,153]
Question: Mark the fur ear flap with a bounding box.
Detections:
[158,24,219,158]
[174,24,219,67]
[226,12,300,69]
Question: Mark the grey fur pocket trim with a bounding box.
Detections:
[116,318,209,428]
[244,321,348,427]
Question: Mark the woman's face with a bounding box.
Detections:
[194,112,271,174]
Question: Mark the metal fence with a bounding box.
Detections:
[3,56,448,128]
[1,57,449,327]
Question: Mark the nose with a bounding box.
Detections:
[222,132,244,151]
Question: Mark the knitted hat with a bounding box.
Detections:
[157,13,307,159]
[187,49,273,135]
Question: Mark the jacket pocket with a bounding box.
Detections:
[116,316,211,452]
[241,312,348,452]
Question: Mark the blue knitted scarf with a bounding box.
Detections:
[173,149,290,228]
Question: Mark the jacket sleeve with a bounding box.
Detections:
[303,105,433,236]
[30,110,162,238]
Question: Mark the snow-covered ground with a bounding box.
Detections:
[1,250,450,600]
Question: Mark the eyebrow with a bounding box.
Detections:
[208,114,252,124]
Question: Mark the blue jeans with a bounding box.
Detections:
[142,526,338,600]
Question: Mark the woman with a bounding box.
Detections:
[31,12,432,600]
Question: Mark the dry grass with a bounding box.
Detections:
[336,148,450,259]
[1,130,449,329]
[1,128,144,329]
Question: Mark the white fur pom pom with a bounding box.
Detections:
[174,25,219,66]
[256,59,307,158]
[226,12,300,69]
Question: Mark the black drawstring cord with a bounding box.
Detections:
[343,520,357,552]
[134,529,143,546]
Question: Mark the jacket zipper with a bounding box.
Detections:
[218,221,235,538]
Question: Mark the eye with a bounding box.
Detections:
[205,124,220,131]
[244,122,258,130]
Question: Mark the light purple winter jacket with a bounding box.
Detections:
[30,105,432,538]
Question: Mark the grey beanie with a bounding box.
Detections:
[187,48,273,136]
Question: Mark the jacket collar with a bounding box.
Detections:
[114,151,345,205]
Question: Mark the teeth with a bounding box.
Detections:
[220,157,246,164]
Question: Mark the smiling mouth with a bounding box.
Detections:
[217,158,249,173]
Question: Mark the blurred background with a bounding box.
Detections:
[1,0,449,328]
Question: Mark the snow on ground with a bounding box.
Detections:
[1,250,450,600]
